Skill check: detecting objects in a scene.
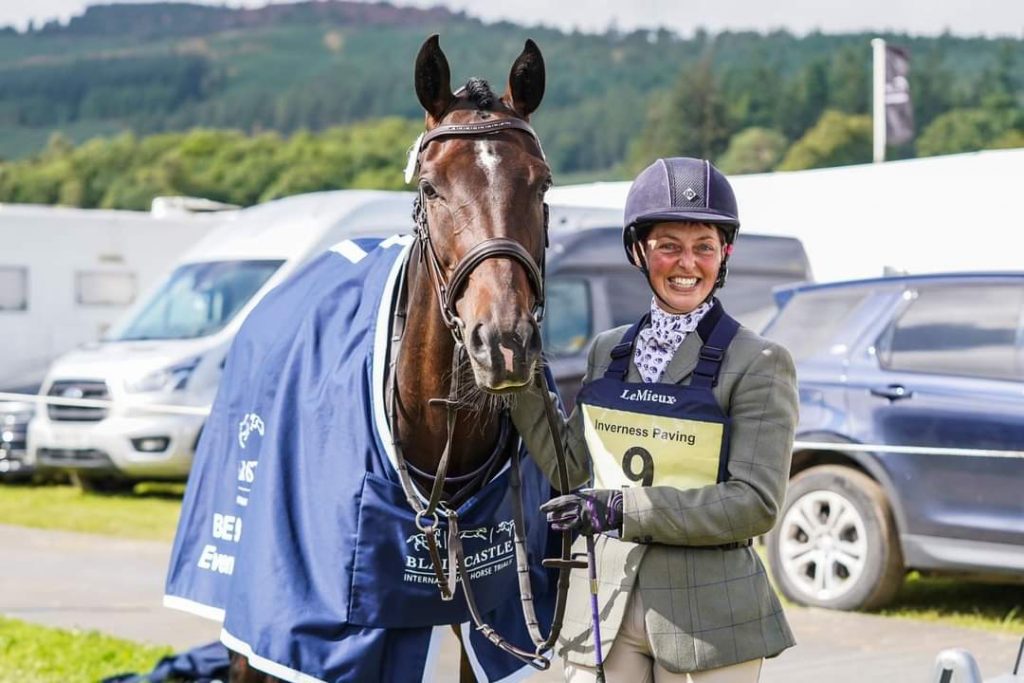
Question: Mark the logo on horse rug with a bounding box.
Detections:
[403,521,516,584]
[165,236,557,682]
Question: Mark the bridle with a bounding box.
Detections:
[410,117,549,340]
[389,114,579,670]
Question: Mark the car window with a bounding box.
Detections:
[606,270,653,328]
[878,283,1024,381]
[763,288,871,362]
[111,260,283,341]
[543,277,592,357]
[719,273,808,332]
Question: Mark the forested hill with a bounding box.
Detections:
[30,1,459,38]
[0,1,1020,184]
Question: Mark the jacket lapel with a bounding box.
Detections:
[659,330,703,385]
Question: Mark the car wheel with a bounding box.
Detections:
[70,472,137,494]
[767,465,904,610]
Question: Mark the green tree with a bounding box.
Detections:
[913,46,955,131]
[720,58,784,131]
[718,127,789,174]
[976,42,1021,108]
[987,129,1024,150]
[777,110,871,170]
[100,166,180,210]
[630,57,731,168]
[778,60,829,140]
[0,118,422,210]
[828,45,870,114]
[916,108,1013,156]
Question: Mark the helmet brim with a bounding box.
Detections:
[629,207,739,231]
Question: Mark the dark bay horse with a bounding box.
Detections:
[230,35,555,683]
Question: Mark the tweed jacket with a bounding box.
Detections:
[511,315,798,673]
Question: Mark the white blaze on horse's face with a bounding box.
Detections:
[475,141,501,185]
[473,141,520,379]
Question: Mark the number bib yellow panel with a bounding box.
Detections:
[581,404,724,490]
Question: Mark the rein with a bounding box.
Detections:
[388,115,577,670]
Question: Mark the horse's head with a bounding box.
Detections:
[412,35,549,394]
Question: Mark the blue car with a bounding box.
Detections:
[762,273,1024,610]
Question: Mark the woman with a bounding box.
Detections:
[512,157,798,682]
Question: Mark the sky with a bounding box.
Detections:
[2,0,1022,37]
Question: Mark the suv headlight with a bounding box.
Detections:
[125,358,200,394]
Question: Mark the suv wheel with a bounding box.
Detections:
[767,465,904,610]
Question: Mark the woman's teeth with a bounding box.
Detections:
[668,277,698,288]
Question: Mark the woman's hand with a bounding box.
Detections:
[540,489,623,535]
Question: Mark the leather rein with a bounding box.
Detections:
[387,116,580,670]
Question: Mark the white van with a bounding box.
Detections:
[28,190,418,490]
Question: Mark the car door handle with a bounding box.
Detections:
[870,384,914,401]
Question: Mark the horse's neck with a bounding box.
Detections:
[393,253,503,478]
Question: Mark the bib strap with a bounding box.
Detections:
[606,313,648,380]
[691,302,740,389]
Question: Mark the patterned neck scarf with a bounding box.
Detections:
[633,299,712,384]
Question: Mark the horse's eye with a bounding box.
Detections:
[539,179,552,198]
[420,181,439,200]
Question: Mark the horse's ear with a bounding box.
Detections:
[415,34,453,123]
[506,39,545,119]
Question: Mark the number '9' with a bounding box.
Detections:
[622,446,654,486]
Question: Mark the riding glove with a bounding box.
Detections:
[540,489,623,536]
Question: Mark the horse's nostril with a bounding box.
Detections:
[469,323,485,351]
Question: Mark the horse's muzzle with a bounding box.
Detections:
[466,318,541,392]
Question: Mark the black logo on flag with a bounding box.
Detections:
[885,45,914,145]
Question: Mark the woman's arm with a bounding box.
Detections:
[509,344,601,492]
[620,339,798,546]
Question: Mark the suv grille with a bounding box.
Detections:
[47,380,110,421]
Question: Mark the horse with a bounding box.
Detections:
[221,35,566,682]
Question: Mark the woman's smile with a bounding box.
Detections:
[666,275,699,289]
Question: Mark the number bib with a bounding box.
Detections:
[576,301,740,492]
[581,403,724,490]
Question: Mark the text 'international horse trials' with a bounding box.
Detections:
[165,35,578,683]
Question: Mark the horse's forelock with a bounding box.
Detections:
[459,77,495,110]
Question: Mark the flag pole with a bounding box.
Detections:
[872,37,886,163]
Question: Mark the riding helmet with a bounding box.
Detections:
[622,157,740,268]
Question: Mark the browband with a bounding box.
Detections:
[419,117,540,149]
[404,118,543,184]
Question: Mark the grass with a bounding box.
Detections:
[876,572,1024,633]
[0,616,172,683]
[759,544,1024,635]
[0,482,184,541]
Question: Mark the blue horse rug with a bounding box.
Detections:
[165,235,557,682]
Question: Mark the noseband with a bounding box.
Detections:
[410,117,549,341]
